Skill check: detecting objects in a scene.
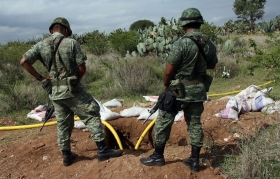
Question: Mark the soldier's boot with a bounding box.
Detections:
[62,150,77,166]
[183,145,201,172]
[96,140,123,161]
[140,145,165,166]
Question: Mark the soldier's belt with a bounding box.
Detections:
[181,79,199,86]
[51,79,68,86]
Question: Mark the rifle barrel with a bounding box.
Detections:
[39,105,54,131]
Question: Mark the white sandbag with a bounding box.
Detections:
[34,104,48,112]
[74,121,86,129]
[27,111,46,121]
[143,96,158,102]
[255,87,273,97]
[215,106,239,120]
[261,100,280,114]
[174,111,184,122]
[100,111,121,121]
[251,95,274,111]
[103,99,122,108]
[235,85,259,99]
[120,106,146,117]
[239,97,251,113]
[137,108,158,120]
[94,98,112,112]
[27,104,55,121]
[235,85,273,99]
[226,97,242,113]
[27,110,55,121]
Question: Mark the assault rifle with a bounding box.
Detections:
[142,102,158,124]
[39,105,54,132]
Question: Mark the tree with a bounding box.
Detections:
[233,0,266,33]
[129,20,155,31]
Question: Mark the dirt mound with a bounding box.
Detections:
[0,98,278,179]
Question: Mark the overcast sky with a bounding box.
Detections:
[0,0,279,44]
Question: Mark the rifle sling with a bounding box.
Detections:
[177,36,207,79]
[48,36,64,72]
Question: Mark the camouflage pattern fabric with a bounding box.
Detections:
[154,102,204,147]
[53,90,105,151]
[23,32,105,151]
[166,29,218,102]
[179,8,204,26]
[49,17,72,36]
[154,27,217,148]
[23,32,87,100]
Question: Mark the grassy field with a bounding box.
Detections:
[1,33,280,178]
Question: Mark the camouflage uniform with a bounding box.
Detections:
[23,32,105,151]
[140,8,217,171]
[154,23,218,147]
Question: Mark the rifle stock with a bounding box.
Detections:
[39,105,54,131]
[142,102,158,124]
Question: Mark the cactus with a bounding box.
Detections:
[262,20,276,33]
[129,17,184,57]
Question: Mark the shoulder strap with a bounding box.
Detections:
[177,36,207,79]
[48,36,64,72]
[182,36,206,60]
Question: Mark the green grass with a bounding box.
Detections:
[209,67,280,101]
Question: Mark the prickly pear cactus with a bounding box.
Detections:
[133,17,184,57]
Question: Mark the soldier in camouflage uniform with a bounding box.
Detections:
[140,8,218,172]
[20,17,123,166]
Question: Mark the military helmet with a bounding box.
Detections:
[179,8,204,26]
[49,17,72,36]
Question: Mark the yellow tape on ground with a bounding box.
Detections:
[208,80,275,97]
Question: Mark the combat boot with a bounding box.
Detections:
[183,145,201,172]
[96,140,123,161]
[140,145,165,166]
[62,150,77,166]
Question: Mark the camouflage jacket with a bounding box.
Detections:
[166,29,218,102]
[23,32,87,100]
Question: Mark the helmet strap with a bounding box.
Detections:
[180,16,203,21]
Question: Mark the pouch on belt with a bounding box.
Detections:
[41,79,52,94]
[169,79,185,98]
[67,76,79,93]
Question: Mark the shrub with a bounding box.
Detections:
[200,21,222,43]
[84,54,164,99]
[129,19,155,31]
[83,31,109,56]
[0,43,47,114]
[108,31,138,56]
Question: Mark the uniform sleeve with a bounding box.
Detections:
[73,40,87,66]
[23,42,42,64]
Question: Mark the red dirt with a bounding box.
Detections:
[0,98,278,179]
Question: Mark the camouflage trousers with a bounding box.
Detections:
[154,102,204,147]
[52,90,105,151]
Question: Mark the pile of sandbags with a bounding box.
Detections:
[215,85,274,120]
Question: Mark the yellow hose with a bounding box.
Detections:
[134,118,156,150]
[0,121,58,131]
[0,117,123,150]
[100,120,123,150]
